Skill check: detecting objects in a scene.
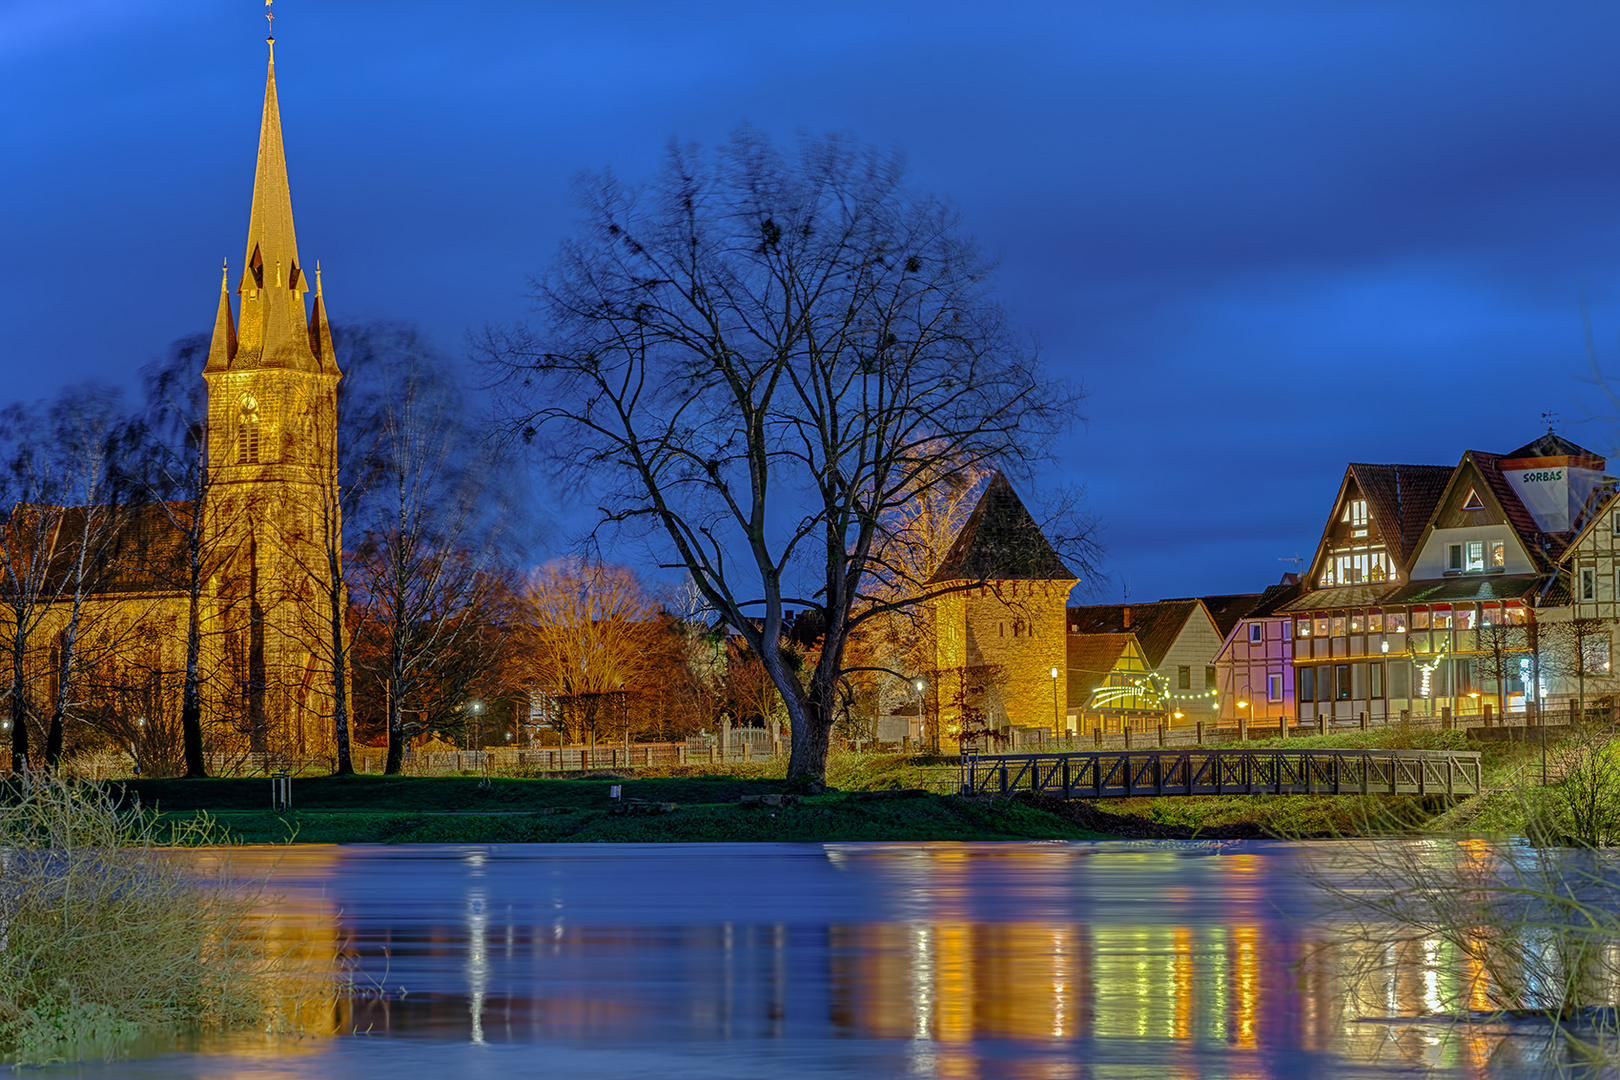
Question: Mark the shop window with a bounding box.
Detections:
[1387,611,1407,633]
[1370,662,1384,698]
[1314,617,1330,637]
[1349,613,1364,633]
[1413,609,1430,630]
[1332,617,1346,637]
[1335,665,1351,700]
[1368,612,1384,633]
[1296,619,1311,638]
[1389,661,1410,699]
[1454,607,1475,630]
[1299,667,1315,702]
[1433,608,1452,629]
[1267,673,1283,701]
[1482,603,1500,626]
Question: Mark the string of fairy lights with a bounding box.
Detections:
[1087,672,1218,713]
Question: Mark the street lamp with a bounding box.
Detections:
[1050,667,1061,736]
[913,679,926,747]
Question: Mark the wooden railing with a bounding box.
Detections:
[960,747,1483,799]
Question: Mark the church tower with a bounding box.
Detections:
[202,33,343,758]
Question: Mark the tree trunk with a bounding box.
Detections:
[181,584,207,777]
[328,570,354,777]
[10,636,29,775]
[384,677,405,775]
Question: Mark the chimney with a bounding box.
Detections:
[1122,606,1132,629]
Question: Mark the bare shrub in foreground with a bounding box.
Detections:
[0,776,335,1063]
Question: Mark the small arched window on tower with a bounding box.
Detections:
[236,395,261,464]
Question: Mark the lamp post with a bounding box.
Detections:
[913,679,926,748]
[1050,667,1061,737]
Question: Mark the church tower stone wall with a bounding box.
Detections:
[201,42,344,759]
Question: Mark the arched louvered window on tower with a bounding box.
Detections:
[236,395,261,464]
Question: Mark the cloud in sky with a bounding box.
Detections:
[6,0,1620,599]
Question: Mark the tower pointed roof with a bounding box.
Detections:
[207,261,237,370]
[927,472,1075,583]
[207,40,333,375]
[244,49,300,288]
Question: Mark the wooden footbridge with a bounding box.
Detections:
[961,747,1483,800]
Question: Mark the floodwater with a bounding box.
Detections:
[55,841,1603,1079]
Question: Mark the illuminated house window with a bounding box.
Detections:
[235,395,261,464]
[1296,619,1311,638]
[1466,541,1485,572]
[1490,541,1505,568]
[1343,499,1369,537]
[1314,617,1329,637]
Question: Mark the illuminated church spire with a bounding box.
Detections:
[208,9,333,375]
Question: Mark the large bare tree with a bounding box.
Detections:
[482,129,1078,784]
[339,325,515,774]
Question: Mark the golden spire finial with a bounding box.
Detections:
[265,0,275,58]
[220,259,229,291]
[315,259,322,295]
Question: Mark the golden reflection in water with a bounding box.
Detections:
[178,846,349,1059]
[172,845,1548,1077]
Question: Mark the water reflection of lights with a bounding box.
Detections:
[466,890,488,1044]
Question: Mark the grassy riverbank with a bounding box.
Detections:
[109,731,1597,844]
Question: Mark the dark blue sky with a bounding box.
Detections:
[8,1,1620,602]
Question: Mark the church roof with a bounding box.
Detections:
[926,473,1073,584]
[207,44,336,376]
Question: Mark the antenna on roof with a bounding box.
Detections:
[1278,553,1303,568]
